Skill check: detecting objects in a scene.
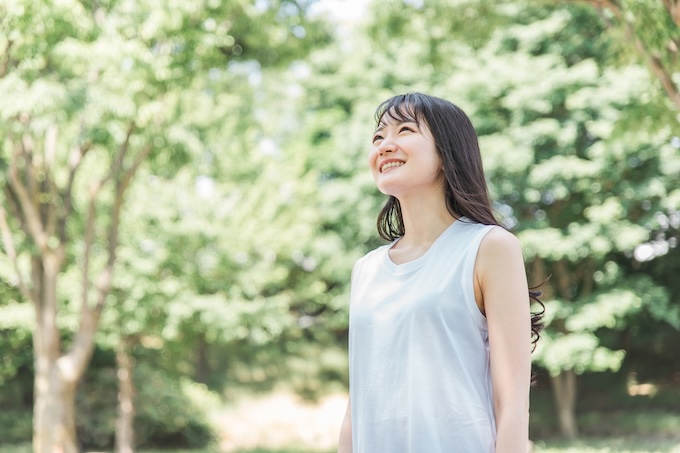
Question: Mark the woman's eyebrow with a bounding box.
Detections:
[375,118,417,131]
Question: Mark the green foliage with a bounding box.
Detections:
[76,358,217,449]
[452,3,679,376]
[1,0,679,445]
[0,310,32,386]
[535,330,626,376]
[1,0,332,446]
[134,367,217,448]
[0,285,33,416]
[0,411,32,444]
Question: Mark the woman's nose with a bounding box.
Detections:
[378,138,396,155]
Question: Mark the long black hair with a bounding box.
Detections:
[374,93,544,349]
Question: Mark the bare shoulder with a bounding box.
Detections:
[476,227,524,275]
[474,227,529,314]
[480,226,522,255]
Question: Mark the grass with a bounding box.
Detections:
[2,441,680,453]
[534,438,680,453]
[142,441,680,453]
[2,400,678,453]
[0,448,322,453]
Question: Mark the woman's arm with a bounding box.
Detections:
[338,399,353,453]
[475,228,532,453]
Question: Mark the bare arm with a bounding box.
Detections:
[475,228,531,453]
[338,399,352,453]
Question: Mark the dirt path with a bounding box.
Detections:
[214,391,347,452]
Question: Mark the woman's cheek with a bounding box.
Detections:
[368,149,379,173]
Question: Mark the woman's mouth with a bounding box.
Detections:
[380,161,405,172]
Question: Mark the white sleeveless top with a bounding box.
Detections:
[349,219,497,452]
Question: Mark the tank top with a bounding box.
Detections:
[349,218,497,452]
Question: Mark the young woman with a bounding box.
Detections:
[338,93,543,453]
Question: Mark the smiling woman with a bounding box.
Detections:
[369,113,441,202]
[338,93,544,453]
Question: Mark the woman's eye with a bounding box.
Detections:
[400,126,414,133]
[372,134,383,143]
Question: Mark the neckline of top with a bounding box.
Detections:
[382,217,466,274]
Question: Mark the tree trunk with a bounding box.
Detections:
[195,333,209,385]
[32,252,80,453]
[33,361,79,453]
[115,338,136,453]
[550,369,578,439]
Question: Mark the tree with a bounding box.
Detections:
[566,0,680,110]
[0,0,327,451]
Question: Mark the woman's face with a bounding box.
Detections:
[369,112,442,199]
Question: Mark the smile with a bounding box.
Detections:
[380,161,405,173]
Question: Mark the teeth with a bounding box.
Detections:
[381,161,404,172]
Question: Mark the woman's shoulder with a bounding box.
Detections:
[476,226,524,272]
[351,242,391,281]
[480,226,520,248]
[354,242,391,266]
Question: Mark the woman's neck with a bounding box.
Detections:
[397,190,457,247]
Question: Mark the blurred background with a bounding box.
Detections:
[0,0,679,452]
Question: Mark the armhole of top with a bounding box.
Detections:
[349,257,363,306]
[348,256,364,373]
[463,225,497,330]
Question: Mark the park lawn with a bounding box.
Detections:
[4,442,680,453]
[155,441,680,453]
[142,440,680,453]
[534,438,680,452]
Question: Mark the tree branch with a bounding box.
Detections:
[571,0,680,111]
[663,0,680,28]
[76,122,135,315]
[634,39,680,110]
[553,259,573,301]
[575,258,594,298]
[57,63,101,242]
[4,184,43,307]
[94,143,152,314]
[44,123,58,167]
[76,123,137,324]
[20,132,40,207]
[0,208,33,302]
[569,0,621,10]
[531,256,554,299]
[43,124,59,239]
[3,184,28,234]
[79,185,98,325]
[58,141,92,244]
[0,39,13,78]
[69,142,151,375]
[100,122,135,189]
[8,142,48,251]
[121,144,152,191]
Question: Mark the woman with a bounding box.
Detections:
[338,93,543,452]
